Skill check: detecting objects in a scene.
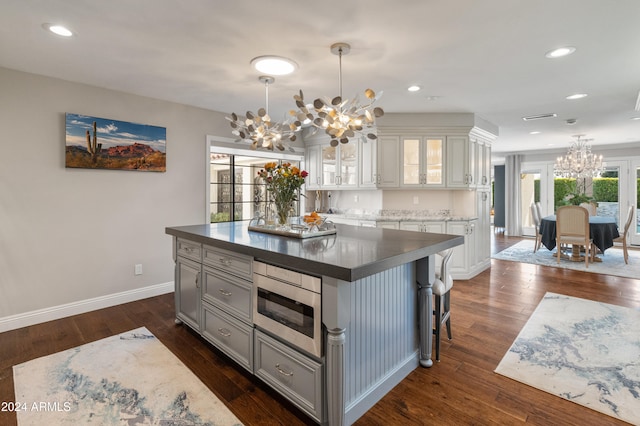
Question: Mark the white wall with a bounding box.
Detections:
[0,67,230,330]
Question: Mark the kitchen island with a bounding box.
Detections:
[166,222,463,425]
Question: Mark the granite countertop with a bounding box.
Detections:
[317,209,478,222]
[166,222,463,282]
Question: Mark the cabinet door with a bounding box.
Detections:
[424,137,444,186]
[339,143,358,187]
[377,136,399,187]
[321,145,337,187]
[423,221,446,233]
[446,136,471,188]
[175,256,201,330]
[446,221,469,275]
[400,222,423,232]
[401,137,421,186]
[359,138,377,188]
[305,144,321,190]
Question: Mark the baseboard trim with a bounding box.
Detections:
[0,282,174,333]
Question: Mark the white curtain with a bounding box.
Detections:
[505,154,522,236]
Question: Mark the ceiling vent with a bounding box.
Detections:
[522,113,558,121]
[565,118,577,125]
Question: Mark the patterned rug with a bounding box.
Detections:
[492,239,640,279]
[495,293,640,424]
[13,327,243,425]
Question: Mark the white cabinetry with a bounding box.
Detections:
[304,144,322,190]
[446,136,475,189]
[446,220,476,276]
[400,221,445,233]
[401,136,444,188]
[320,143,358,188]
[375,136,400,187]
[359,138,378,188]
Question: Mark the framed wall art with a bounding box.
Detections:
[65,113,166,172]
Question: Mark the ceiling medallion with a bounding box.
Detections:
[292,42,384,147]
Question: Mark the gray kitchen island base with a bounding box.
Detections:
[166,223,461,425]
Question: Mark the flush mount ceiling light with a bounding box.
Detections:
[250,56,298,76]
[42,23,74,37]
[226,76,298,151]
[545,46,576,59]
[292,42,384,147]
[566,93,588,100]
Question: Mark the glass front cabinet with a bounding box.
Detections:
[321,143,358,188]
[401,136,444,188]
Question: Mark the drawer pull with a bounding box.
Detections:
[218,289,232,297]
[219,257,232,265]
[217,328,232,337]
[184,247,194,253]
[275,363,294,377]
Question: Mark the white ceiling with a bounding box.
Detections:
[3,0,640,154]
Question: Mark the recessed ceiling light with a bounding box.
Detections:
[566,93,588,100]
[407,85,421,92]
[250,56,298,76]
[545,46,576,59]
[631,117,640,121]
[425,95,441,101]
[42,23,74,37]
[529,131,541,135]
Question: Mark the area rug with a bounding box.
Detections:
[13,327,243,425]
[495,292,640,424]
[492,239,640,279]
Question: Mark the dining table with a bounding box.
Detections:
[539,214,620,261]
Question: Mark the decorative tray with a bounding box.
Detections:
[248,217,336,239]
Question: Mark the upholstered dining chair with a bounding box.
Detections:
[530,203,542,252]
[433,248,453,362]
[556,205,594,268]
[613,204,634,264]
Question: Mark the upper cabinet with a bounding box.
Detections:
[303,113,497,191]
[401,136,444,188]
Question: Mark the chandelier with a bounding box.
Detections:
[292,42,384,147]
[554,135,604,178]
[226,76,298,151]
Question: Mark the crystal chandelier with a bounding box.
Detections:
[226,76,298,151]
[292,42,384,147]
[554,135,604,178]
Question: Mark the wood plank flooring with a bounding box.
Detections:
[2,231,639,425]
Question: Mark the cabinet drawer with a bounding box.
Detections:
[203,245,252,280]
[254,330,323,422]
[202,303,253,373]
[202,266,252,323]
[176,238,202,262]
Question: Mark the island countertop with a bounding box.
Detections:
[166,222,463,282]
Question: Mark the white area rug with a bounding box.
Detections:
[13,327,243,425]
[495,293,640,424]
[492,239,640,279]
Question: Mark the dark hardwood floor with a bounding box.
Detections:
[2,230,639,425]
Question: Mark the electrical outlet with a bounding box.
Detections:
[134,264,143,275]
[354,195,359,203]
[413,196,419,205]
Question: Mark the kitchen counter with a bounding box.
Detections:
[166,222,463,425]
[166,222,462,282]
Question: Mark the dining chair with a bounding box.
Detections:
[556,205,594,268]
[530,203,542,252]
[433,248,453,362]
[535,201,543,222]
[613,205,634,264]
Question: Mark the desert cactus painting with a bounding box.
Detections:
[65,113,166,172]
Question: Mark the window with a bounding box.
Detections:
[209,152,302,223]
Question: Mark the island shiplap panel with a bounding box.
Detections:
[344,263,419,410]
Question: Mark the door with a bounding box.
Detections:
[631,161,640,245]
[521,162,554,237]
